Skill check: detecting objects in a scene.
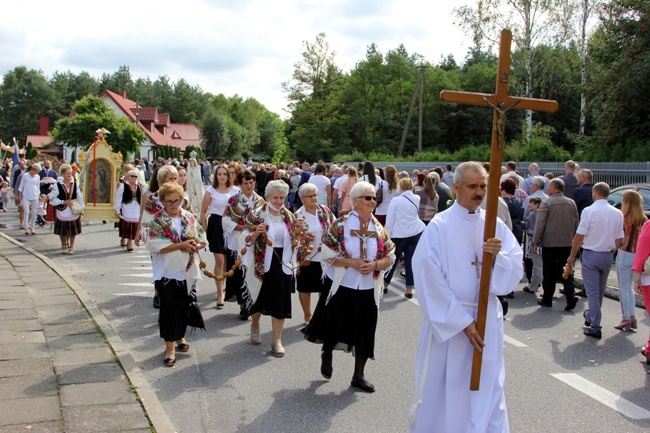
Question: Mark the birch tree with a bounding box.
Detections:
[454,0,574,137]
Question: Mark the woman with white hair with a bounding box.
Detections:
[114,169,147,252]
[16,162,41,235]
[303,181,396,393]
[242,180,305,357]
[294,183,336,325]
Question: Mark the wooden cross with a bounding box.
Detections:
[440,29,558,391]
[350,218,377,259]
[471,254,482,279]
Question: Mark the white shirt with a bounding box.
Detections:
[18,173,40,201]
[577,199,624,252]
[374,182,401,216]
[309,174,331,205]
[303,211,323,262]
[206,186,238,216]
[151,218,186,282]
[333,174,348,198]
[325,212,377,290]
[385,190,425,239]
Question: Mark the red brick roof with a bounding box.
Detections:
[169,123,200,140]
[100,89,177,147]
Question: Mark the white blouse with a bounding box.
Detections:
[151,218,186,282]
[325,213,377,290]
[303,211,323,262]
[206,186,239,216]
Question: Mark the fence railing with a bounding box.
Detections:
[344,161,650,189]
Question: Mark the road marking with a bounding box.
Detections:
[127,267,152,270]
[122,273,153,277]
[388,283,527,348]
[551,373,650,420]
[503,335,527,347]
[129,260,151,264]
[115,291,152,297]
[118,282,153,287]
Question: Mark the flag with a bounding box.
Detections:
[12,137,19,168]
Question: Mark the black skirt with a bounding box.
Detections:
[118,219,138,240]
[207,214,226,254]
[296,260,324,293]
[303,278,378,359]
[156,278,189,342]
[225,248,245,304]
[54,216,82,237]
[249,248,292,319]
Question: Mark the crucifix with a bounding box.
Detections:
[471,254,482,279]
[440,29,558,391]
[350,218,377,259]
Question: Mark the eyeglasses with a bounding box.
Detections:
[164,199,182,206]
[129,175,138,178]
[359,196,377,201]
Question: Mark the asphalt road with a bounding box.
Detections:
[2,212,650,433]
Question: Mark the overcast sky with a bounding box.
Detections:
[1,0,474,117]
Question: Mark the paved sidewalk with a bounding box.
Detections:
[0,233,174,433]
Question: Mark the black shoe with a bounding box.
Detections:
[583,309,591,326]
[564,298,578,312]
[164,356,176,367]
[506,291,514,299]
[537,299,552,308]
[583,328,602,339]
[576,289,587,298]
[153,295,160,309]
[239,310,249,321]
[320,352,333,380]
[350,377,376,393]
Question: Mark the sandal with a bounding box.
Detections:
[67,248,74,255]
[30,229,36,235]
[176,342,190,352]
[250,325,261,345]
[271,342,285,358]
[164,352,176,367]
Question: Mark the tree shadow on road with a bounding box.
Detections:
[234,380,357,433]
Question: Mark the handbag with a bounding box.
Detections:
[187,302,206,332]
[69,199,83,215]
[376,181,384,206]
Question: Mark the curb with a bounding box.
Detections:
[0,232,177,433]
[573,275,645,308]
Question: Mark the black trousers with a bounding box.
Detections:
[541,246,576,304]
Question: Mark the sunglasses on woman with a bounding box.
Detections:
[359,196,377,201]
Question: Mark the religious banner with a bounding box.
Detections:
[78,128,123,222]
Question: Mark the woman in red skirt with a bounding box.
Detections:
[114,169,146,251]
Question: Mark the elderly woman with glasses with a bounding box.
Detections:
[148,182,206,367]
[294,183,336,325]
[115,169,147,252]
[303,181,395,393]
[242,180,305,357]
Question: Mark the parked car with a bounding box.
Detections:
[607,183,650,217]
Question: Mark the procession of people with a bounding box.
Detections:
[3,152,650,432]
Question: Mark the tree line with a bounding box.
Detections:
[0,0,647,163]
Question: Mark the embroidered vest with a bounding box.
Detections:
[122,184,141,205]
[56,182,77,211]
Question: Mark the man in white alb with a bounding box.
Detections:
[410,161,523,433]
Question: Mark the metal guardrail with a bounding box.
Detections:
[343,161,650,189]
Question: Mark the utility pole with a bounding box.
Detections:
[398,66,424,157]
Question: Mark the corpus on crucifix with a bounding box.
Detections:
[440,29,558,391]
[350,218,377,259]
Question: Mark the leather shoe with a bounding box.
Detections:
[583,309,591,327]
[537,299,552,308]
[576,289,587,298]
[584,328,602,339]
[153,295,160,309]
[564,298,578,312]
[351,377,376,393]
